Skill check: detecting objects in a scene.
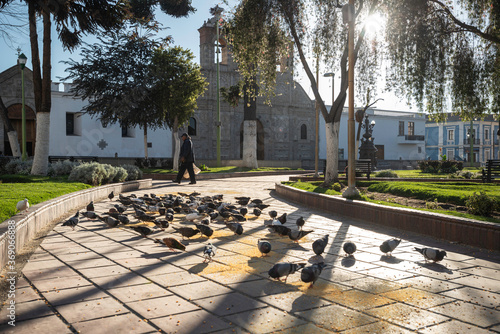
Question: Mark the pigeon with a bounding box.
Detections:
[130,225,153,238]
[380,238,401,256]
[153,219,169,230]
[195,223,214,237]
[277,213,287,224]
[301,262,327,288]
[108,191,115,201]
[288,230,313,242]
[186,212,204,221]
[296,216,305,230]
[225,222,243,235]
[414,247,447,263]
[96,215,119,228]
[62,211,80,230]
[253,208,262,217]
[257,239,272,256]
[86,201,94,212]
[172,226,200,239]
[251,199,263,205]
[230,213,246,222]
[239,207,248,216]
[16,198,29,213]
[235,197,250,206]
[136,212,156,222]
[154,238,186,251]
[203,243,217,262]
[81,211,97,219]
[312,235,329,256]
[268,210,278,219]
[268,225,291,236]
[116,214,130,225]
[200,217,211,225]
[268,262,306,283]
[113,204,126,214]
[343,241,357,256]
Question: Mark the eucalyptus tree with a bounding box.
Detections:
[62,33,206,162]
[225,0,499,184]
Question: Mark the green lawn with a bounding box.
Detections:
[284,180,500,224]
[0,175,91,223]
[143,166,298,174]
[389,168,482,179]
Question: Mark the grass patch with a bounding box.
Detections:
[282,181,342,196]
[143,166,297,174]
[0,175,91,223]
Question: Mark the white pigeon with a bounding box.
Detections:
[16,198,29,212]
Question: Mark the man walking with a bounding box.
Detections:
[174,133,196,184]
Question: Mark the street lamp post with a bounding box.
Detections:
[211,5,224,167]
[467,119,474,167]
[18,53,28,161]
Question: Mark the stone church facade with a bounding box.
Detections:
[188,17,316,166]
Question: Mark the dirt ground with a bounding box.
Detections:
[359,188,500,220]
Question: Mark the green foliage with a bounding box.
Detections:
[148,158,158,168]
[466,192,498,217]
[220,85,241,107]
[68,162,128,186]
[0,157,12,174]
[48,160,81,176]
[160,159,173,169]
[0,179,91,222]
[332,182,341,192]
[113,166,128,183]
[282,181,342,196]
[418,160,463,173]
[199,164,209,171]
[425,199,441,210]
[374,170,398,178]
[122,164,143,181]
[5,158,33,175]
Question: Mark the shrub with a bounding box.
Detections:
[113,166,128,183]
[466,192,497,216]
[101,163,118,184]
[5,158,33,175]
[122,164,143,181]
[135,158,150,168]
[160,159,173,169]
[48,160,80,176]
[148,158,158,168]
[68,162,108,186]
[418,160,464,174]
[0,157,13,174]
[199,163,209,171]
[375,170,398,178]
[332,182,341,192]
[426,199,441,210]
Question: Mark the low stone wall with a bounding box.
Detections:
[0,179,153,271]
[144,170,313,181]
[275,183,500,251]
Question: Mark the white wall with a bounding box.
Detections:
[49,84,173,158]
[319,107,426,161]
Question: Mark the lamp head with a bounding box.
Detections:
[323,72,335,77]
[371,120,376,126]
[18,53,27,69]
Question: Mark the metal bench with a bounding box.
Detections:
[482,159,500,183]
[48,156,99,163]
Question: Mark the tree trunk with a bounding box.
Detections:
[324,121,340,184]
[242,120,258,168]
[172,116,180,171]
[143,125,148,159]
[0,97,21,157]
[30,5,51,175]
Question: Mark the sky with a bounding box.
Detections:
[0,0,415,112]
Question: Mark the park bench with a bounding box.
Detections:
[48,156,99,163]
[325,159,372,180]
[482,159,500,183]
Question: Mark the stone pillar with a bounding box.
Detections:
[242,120,258,168]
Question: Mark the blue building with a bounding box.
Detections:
[425,114,500,164]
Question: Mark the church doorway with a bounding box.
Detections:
[3,104,36,156]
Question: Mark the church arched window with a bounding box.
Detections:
[188,117,197,136]
[300,124,307,140]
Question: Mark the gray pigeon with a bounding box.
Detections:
[296,216,305,230]
[81,211,97,219]
[108,191,115,201]
[172,226,200,239]
[301,262,327,288]
[380,238,401,256]
[268,210,278,219]
[277,212,287,224]
[288,230,313,242]
[96,215,119,228]
[117,214,130,225]
[203,243,217,262]
[225,222,243,235]
[130,225,153,237]
[195,223,214,237]
[253,208,262,217]
[414,247,447,263]
[257,239,272,256]
[268,225,291,236]
[86,201,94,212]
[16,198,29,212]
[343,241,357,256]
[268,262,306,283]
[312,235,329,255]
[62,211,80,230]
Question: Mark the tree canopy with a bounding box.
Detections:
[62,30,206,131]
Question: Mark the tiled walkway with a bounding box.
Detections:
[1,175,499,333]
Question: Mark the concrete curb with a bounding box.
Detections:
[275,183,500,251]
[144,170,313,180]
[0,179,153,271]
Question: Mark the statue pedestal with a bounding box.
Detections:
[242,120,258,168]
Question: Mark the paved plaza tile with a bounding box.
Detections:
[1,175,499,333]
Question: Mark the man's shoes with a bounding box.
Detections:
[189,182,197,184]
[172,179,181,184]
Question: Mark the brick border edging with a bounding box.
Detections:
[275,183,500,251]
[144,170,314,180]
[0,179,153,271]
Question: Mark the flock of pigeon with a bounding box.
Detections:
[56,190,448,289]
